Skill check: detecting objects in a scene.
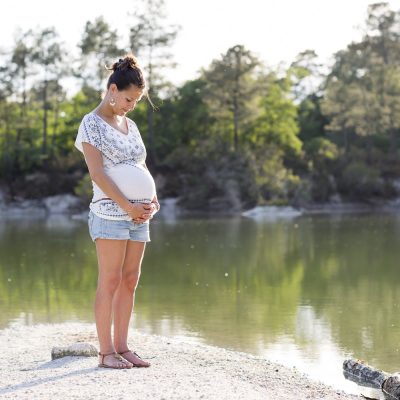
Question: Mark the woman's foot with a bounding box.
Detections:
[118,349,151,367]
[98,352,133,369]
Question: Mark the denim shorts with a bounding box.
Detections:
[88,210,150,242]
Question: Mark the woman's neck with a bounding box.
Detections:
[95,100,119,121]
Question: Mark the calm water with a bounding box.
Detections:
[1,212,400,393]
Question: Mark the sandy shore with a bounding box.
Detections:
[0,323,360,400]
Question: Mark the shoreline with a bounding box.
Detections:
[0,322,360,399]
[0,194,399,221]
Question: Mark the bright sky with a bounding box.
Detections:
[1,0,399,86]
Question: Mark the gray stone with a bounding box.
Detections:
[0,198,46,218]
[71,210,90,221]
[382,374,400,399]
[343,359,388,388]
[158,197,182,223]
[242,206,303,220]
[43,194,81,214]
[51,342,98,360]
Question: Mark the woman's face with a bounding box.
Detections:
[109,84,144,116]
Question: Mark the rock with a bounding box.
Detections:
[43,194,82,214]
[242,206,303,220]
[392,179,400,194]
[1,199,46,218]
[343,359,388,388]
[0,187,5,208]
[382,374,400,399]
[71,210,90,221]
[51,342,98,360]
[328,194,342,204]
[158,197,182,223]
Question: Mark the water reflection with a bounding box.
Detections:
[1,213,400,392]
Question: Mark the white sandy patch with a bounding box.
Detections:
[0,323,359,400]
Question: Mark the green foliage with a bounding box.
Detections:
[253,146,301,205]
[202,45,260,150]
[337,161,385,199]
[164,141,258,211]
[298,95,328,142]
[305,138,339,201]
[74,173,92,206]
[78,17,122,90]
[322,3,400,155]
[128,0,180,163]
[253,73,302,160]
[305,137,339,165]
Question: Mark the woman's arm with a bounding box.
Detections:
[143,163,160,213]
[82,142,150,220]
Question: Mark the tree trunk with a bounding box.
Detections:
[50,98,60,161]
[389,123,397,160]
[146,53,156,166]
[42,79,48,156]
[147,100,155,166]
[233,51,241,151]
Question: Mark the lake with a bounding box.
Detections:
[1,212,399,394]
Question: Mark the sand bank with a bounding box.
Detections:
[0,323,359,399]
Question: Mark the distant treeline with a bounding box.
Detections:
[1,1,400,210]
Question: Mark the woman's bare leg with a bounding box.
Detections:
[113,241,147,364]
[95,238,132,368]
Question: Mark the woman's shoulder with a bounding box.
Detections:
[80,111,105,130]
[81,111,97,123]
[126,116,138,128]
[78,112,104,139]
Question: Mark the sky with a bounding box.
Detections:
[1,0,399,86]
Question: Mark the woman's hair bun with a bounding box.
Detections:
[110,55,138,72]
[106,53,147,92]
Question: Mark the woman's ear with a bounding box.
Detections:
[109,83,117,95]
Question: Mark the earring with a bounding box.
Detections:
[109,97,116,106]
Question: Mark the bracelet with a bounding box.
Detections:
[152,201,160,211]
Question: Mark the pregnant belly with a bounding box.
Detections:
[105,163,156,201]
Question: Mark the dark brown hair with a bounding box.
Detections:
[106,54,146,91]
[106,54,155,108]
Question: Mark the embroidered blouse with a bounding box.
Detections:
[75,112,156,220]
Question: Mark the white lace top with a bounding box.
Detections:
[75,112,156,220]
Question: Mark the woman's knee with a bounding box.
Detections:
[98,272,122,294]
[121,270,141,291]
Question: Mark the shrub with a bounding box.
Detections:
[74,173,92,206]
[163,141,259,211]
[337,161,384,199]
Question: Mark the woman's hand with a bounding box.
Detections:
[149,201,160,216]
[125,200,160,223]
[126,203,152,223]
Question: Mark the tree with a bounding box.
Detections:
[78,17,122,91]
[289,49,323,101]
[31,27,66,156]
[364,2,400,156]
[128,0,180,164]
[253,72,302,158]
[322,3,400,157]
[202,45,260,150]
[11,29,35,120]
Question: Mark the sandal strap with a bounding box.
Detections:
[98,351,125,364]
[98,351,118,357]
[119,349,143,359]
[118,349,132,356]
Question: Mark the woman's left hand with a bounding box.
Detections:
[133,201,160,223]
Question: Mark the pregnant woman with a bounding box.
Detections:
[75,55,159,369]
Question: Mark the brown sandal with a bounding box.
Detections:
[98,351,133,369]
[118,349,151,368]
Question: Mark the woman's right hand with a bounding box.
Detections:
[125,203,152,223]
